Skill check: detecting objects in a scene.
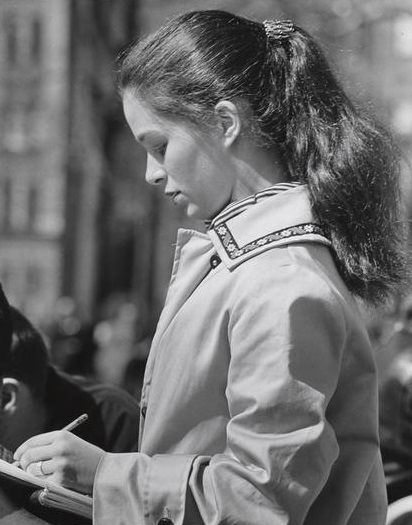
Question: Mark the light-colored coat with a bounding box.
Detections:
[93,186,387,525]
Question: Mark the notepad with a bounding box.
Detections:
[0,457,93,520]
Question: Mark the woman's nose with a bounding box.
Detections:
[145,157,166,185]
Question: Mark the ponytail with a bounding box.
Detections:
[268,28,407,304]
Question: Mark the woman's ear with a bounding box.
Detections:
[214,100,242,148]
[1,378,19,413]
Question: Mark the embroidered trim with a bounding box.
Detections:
[214,222,329,260]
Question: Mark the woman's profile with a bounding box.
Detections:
[15,10,406,525]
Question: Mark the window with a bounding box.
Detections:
[28,184,39,231]
[2,12,44,67]
[2,178,12,231]
[31,16,42,63]
[4,13,18,66]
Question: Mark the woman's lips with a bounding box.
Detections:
[166,191,183,205]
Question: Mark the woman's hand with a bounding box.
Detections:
[14,431,105,494]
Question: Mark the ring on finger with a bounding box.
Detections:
[38,460,46,476]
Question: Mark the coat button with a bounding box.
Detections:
[157,519,173,525]
[209,254,221,268]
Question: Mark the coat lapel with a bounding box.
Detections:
[141,228,215,433]
[152,228,215,347]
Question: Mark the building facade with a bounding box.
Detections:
[0,0,70,324]
[0,0,410,332]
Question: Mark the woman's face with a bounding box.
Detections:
[122,91,236,220]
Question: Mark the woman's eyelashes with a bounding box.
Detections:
[152,142,167,158]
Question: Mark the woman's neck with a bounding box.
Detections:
[231,142,288,202]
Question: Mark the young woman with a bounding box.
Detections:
[15,10,406,525]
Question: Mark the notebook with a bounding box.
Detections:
[0,453,93,520]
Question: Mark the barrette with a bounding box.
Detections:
[262,19,294,41]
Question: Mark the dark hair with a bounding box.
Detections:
[6,307,49,399]
[118,10,406,304]
[0,284,12,374]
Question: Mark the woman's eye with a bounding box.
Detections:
[154,143,167,157]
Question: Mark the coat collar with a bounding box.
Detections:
[208,185,331,270]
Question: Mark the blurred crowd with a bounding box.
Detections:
[37,294,151,401]
[371,295,412,451]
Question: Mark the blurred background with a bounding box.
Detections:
[0,0,411,396]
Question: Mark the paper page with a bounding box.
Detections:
[0,458,46,490]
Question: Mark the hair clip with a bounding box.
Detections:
[262,19,294,41]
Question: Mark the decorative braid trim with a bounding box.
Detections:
[214,222,329,260]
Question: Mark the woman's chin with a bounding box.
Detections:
[185,204,206,221]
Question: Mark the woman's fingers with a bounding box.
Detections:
[19,443,55,473]
[14,431,62,462]
[26,457,56,478]
[14,431,105,494]
[26,457,72,488]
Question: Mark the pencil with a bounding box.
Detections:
[11,413,90,469]
[62,413,89,432]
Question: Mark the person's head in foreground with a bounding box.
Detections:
[0,284,11,370]
[0,307,51,450]
[0,284,11,420]
[0,307,141,454]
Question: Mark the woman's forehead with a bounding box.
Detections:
[123,92,170,138]
[122,91,212,143]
